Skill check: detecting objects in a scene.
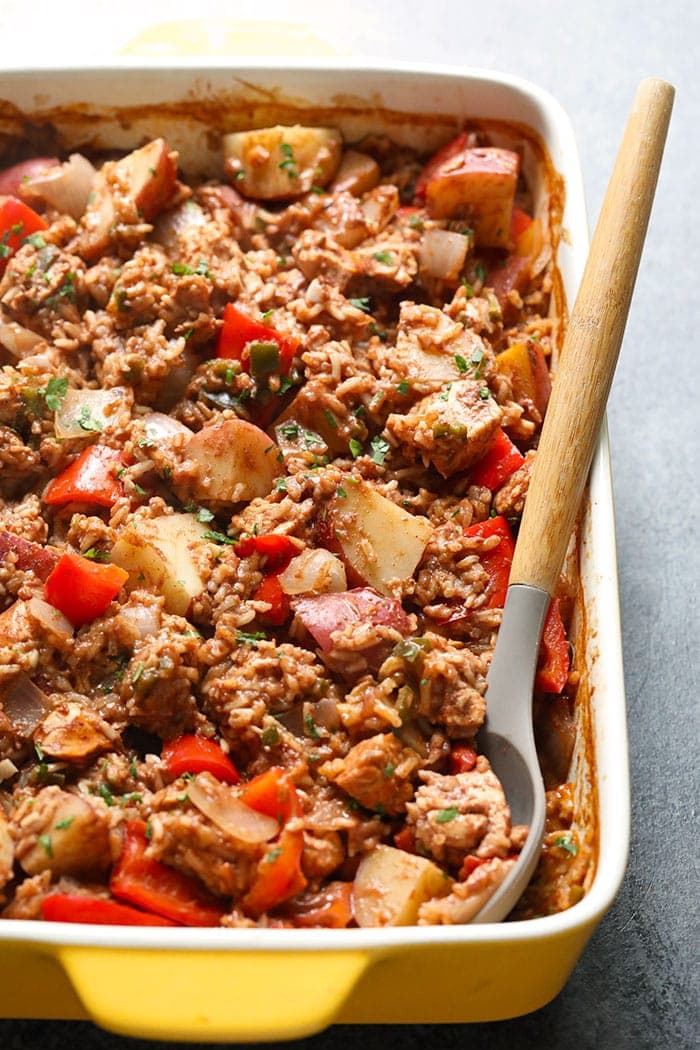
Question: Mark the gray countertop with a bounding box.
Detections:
[0,1,697,1047]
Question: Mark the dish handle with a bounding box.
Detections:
[57,944,370,1041]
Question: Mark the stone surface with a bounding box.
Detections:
[0,1,696,1048]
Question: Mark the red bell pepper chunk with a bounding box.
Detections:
[253,574,291,627]
[449,744,478,775]
[43,445,126,508]
[509,206,533,242]
[469,428,525,491]
[414,132,469,200]
[393,826,417,854]
[234,533,298,573]
[216,303,298,375]
[161,734,241,785]
[458,855,489,880]
[241,826,307,917]
[0,196,48,273]
[238,767,306,916]
[42,892,177,926]
[239,766,301,824]
[535,598,570,694]
[110,820,224,927]
[45,552,128,627]
[465,515,515,609]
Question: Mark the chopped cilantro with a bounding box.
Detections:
[83,547,110,563]
[554,835,579,856]
[278,142,298,180]
[236,630,268,647]
[475,260,486,282]
[203,530,236,545]
[43,376,68,412]
[349,297,371,313]
[383,763,395,779]
[266,847,283,863]
[196,507,215,524]
[336,486,347,499]
[461,278,474,299]
[408,214,424,230]
[38,833,53,856]
[54,817,74,831]
[261,725,281,747]
[323,409,338,430]
[261,308,274,321]
[97,783,115,807]
[372,251,394,265]
[195,259,210,277]
[370,435,390,466]
[24,232,46,249]
[470,347,485,377]
[454,354,468,373]
[396,381,410,395]
[172,262,193,276]
[77,404,103,432]
[479,386,491,400]
[435,807,459,823]
[132,663,145,684]
[348,438,363,458]
[274,477,288,494]
[304,713,321,740]
[279,422,299,441]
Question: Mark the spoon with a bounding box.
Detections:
[473,77,674,923]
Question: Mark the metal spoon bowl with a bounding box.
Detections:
[472,77,674,923]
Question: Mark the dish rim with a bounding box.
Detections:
[0,57,629,950]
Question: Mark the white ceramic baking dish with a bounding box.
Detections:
[0,60,629,1042]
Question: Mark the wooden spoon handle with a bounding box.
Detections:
[510,77,674,593]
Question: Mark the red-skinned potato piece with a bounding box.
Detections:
[0,531,59,581]
[0,157,59,196]
[422,146,519,249]
[121,138,178,223]
[293,587,412,652]
[324,480,432,596]
[77,139,178,260]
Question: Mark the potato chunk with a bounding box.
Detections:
[353,844,451,927]
[182,419,282,506]
[327,480,432,595]
[223,125,341,200]
[111,512,208,616]
[424,147,519,249]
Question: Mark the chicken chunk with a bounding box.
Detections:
[406,757,513,866]
[320,733,422,816]
[11,787,112,877]
[385,379,502,477]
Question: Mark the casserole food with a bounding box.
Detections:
[0,62,628,1040]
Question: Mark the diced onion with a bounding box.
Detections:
[24,153,96,220]
[152,200,207,249]
[187,776,279,844]
[119,604,160,640]
[278,549,347,596]
[55,387,129,439]
[141,411,193,445]
[312,697,341,732]
[0,758,18,781]
[420,229,469,281]
[1,673,53,734]
[0,319,43,359]
[27,596,73,638]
